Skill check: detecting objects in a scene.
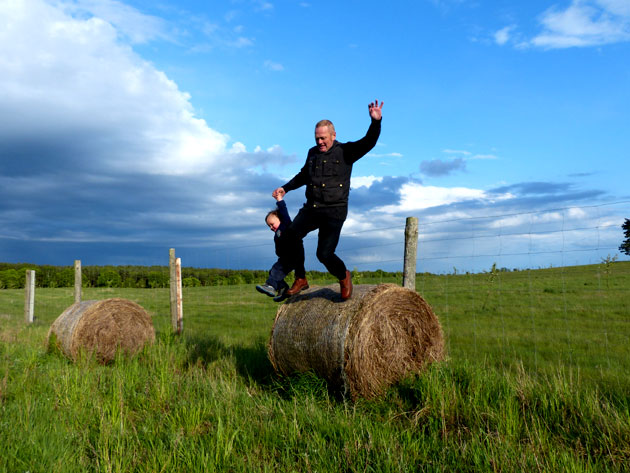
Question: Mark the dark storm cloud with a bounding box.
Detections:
[490,181,572,195]
[0,167,289,242]
[0,0,301,264]
[419,157,466,177]
[349,176,412,210]
[484,181,607,210]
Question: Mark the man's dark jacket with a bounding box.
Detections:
[282,118,381,210]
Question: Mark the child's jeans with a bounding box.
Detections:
[266,258,293,291]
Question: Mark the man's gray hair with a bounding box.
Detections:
[315,119,335,133]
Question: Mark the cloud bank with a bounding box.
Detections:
[494,0,630,49]
[0,0,624,273]
[532,0,630,48]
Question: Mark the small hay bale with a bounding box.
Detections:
[48,298,155,363]
[268,283,444,399]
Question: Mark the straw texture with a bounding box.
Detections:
[268,284,444,399]
[48,298,155,363]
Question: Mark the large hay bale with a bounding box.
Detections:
[48,298,155,363]
[268,283,445,399]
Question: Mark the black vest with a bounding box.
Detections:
[304,142,351,207]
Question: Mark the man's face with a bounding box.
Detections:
[315,126,336,153]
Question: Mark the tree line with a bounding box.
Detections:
[0,263,399,289]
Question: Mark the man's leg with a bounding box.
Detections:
[315,216,346,280]
[284,208,317,295]
[316,215,353,299]
[294,239,307,280]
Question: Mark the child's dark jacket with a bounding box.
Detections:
[274,200,292,258]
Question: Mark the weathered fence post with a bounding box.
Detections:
[74,260,82,303]
[403,217,418,290]
[24,270,35,324]
[169,248,183,334]
[175,257,183,334]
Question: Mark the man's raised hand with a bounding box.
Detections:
[368,100,384,120]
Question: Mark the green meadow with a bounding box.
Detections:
[0,262,629,472]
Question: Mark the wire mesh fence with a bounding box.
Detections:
[1,200,628,389]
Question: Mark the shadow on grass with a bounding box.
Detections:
[182,333,276,386]
[180,332,338,402]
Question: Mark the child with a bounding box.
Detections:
[256,194,308,302]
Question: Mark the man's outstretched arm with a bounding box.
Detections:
[343,99,384,164]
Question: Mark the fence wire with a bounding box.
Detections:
[3,200,628,390]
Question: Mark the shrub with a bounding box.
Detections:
[97,269,122,288]
[0,269,22,289]
[183,277,201,287]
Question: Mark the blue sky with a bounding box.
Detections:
[1,0,629,273]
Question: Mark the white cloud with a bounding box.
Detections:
[470,153,498,160]
[351,176,383,188]
[0,0,235,175]
[255,1,273,11]
[226,36,254,48]
[443,149,471,155]
[367,152,403,158]
[264,60,284,71]
[377,182,489,213]
[55,0,171,44]
[442,149,497,160]
[530,0,630,48]
[494,25,515,45]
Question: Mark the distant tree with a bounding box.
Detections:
[620,219,630,256]
[122,277,137,288]
[55,267,74,287]
[182,277,201,287]
[0,269,21,289]
[228,273,245,285]
[240,271,255,284]
[136,278,148,288]
[97,269,122,288]
[147,271,168,288]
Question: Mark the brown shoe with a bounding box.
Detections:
[339,270,353,300]
[286,277,309,296]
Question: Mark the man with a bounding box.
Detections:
[272,99,384,300]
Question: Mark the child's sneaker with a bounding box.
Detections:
[273,285,289,302]
[256,284,276,297]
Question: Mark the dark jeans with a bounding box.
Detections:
[285,206,347,280]
[266,247,306,291]
[265,259,291,291]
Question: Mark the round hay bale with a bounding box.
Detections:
[268,283,445,399]
[48,298,155,363]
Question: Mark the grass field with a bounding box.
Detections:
[1,263,629,472]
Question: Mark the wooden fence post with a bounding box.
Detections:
[169,248,179,334]
[24,270,35,324]
[74,260,82,303]
[175,257,183,334]
[403,217,418,290]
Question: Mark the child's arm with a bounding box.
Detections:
[275,199,291,225]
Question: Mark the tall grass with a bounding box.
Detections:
[0,263,629,472]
